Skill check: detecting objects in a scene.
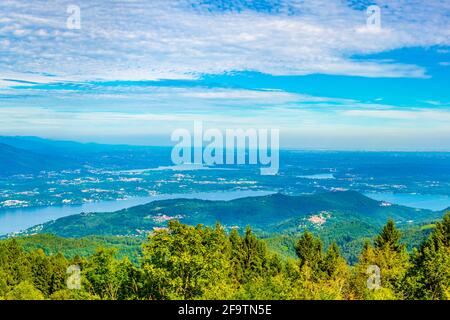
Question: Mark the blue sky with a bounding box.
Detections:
[0,0,449,150]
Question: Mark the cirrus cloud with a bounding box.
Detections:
[0,0,449,85]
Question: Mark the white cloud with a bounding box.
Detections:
[2,104,450,150]
[0,71,72,88]
[342,109,450,122]
[0,0,449,85]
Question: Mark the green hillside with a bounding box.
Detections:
[0,143,74,175]
[1,213,450,300]
[24,190,440,238]
[4,221,435,265]
[11,234,143,264]
[16,190,443,262]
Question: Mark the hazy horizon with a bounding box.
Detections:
[1,1,449,150]
[3,134,450,152]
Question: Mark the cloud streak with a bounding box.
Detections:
[1,1,449,150]
[1,0,449,85]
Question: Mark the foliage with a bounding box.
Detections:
[0,212,449,300]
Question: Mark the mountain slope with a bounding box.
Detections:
[0,136,172,173]
[0,143,75,175]
[0,136,144,155]
[22,190,442,238]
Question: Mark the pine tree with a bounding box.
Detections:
[241,226,269,281]
[353,221,409,299]
[295,231,323,276]
[49,253,69,295]
[322,242,342,278]
[29,249,53,296]
[0,239,31,287]
[374,219,404,253]
[405,211,450,299]
[319,242,351,300]
[229,228,244,282]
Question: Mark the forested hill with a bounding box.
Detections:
[0,136,172,176]
[22,191,442,239]
[0,143,75,175]
[1,214,450,300]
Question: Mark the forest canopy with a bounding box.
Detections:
[0,212,449,300]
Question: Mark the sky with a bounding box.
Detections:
[0,0,449,150]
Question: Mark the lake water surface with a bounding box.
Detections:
[0,190,274,235]
[364,192,450,211]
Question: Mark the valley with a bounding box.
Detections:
[12,190,447,263]
[1,137,449,264]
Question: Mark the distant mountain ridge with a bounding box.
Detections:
[0,136,172,175]
[0,142,75,175]
[0,136,149,155]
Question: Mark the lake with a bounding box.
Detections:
[297,173,335,180]
[0,190,274,235]
[364,192,450,211]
